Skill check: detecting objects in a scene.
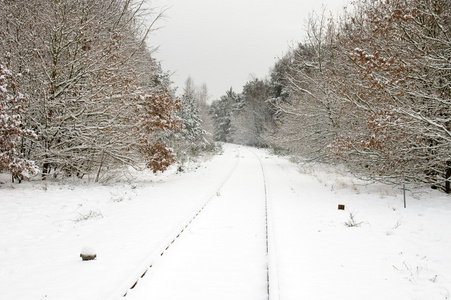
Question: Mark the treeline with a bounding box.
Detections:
[0,0,209,182]
[210,0,451,193]
[210,79,276,148]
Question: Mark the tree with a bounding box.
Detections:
[327,0,451,191]
[134,90,182,173]
[163,77,209,168]
[196,82,215,144]
[0,60,38,181]
[0,0,179,179]
[231,78,273,147]
[271,9,339,160]
[179,78,209,152]
[210,88,242,143]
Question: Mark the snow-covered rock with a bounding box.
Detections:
[80,246,97,261]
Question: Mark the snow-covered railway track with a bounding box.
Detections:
[109,146,278,300]
[250,148,280,300]
[107,150,241,299]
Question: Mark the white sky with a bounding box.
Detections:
[147,0,349,101]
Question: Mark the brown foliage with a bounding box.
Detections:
[134,90,182,173]
[139,141,177,173]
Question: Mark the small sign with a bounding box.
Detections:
[338,204,345,210]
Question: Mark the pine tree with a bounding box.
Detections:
[231,78,273,147]
[210,88,242,142]
[164,77,209,167]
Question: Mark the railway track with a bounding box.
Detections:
[251,148,280,300]
[108,146,279,300]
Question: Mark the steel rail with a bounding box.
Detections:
[249,148,281,300]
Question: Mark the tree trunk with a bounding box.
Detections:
[42,162,51,180]
[95,151,105,183]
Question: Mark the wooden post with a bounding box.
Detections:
[403,184,406,208]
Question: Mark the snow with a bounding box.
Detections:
[124,148,268,300]
[80,246,97,257]
[263,158,451,300]
[1,144,450,300]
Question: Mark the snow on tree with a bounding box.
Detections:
[263,7,342,161]
[271,38,338,160]
[134,90,181,173]
[265,0,451,193]
[164,77,210,166]
[209,79,275,148]
[180,78,209,150]
[326,0,451,191]
[231,78,273,147]
[209,88,242,143]
[0,60,38,181]
[196,83,215,145]
[0,0,179,179]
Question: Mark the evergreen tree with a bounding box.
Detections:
[231,79,273,147]
[163,77,209,168]
[210,88,241,142]
[179,78,209,151]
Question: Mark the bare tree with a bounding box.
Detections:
[272,9,339,160]
[327,0,451,191]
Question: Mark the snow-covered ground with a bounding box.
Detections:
[125,147,269,300]
[1,144,450,299]
[262,150,451,300]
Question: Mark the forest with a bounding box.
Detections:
[1,0,451,193]
[211,0,451,193]
[0,0,211,182]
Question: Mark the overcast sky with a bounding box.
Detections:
[148,0,349,102]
